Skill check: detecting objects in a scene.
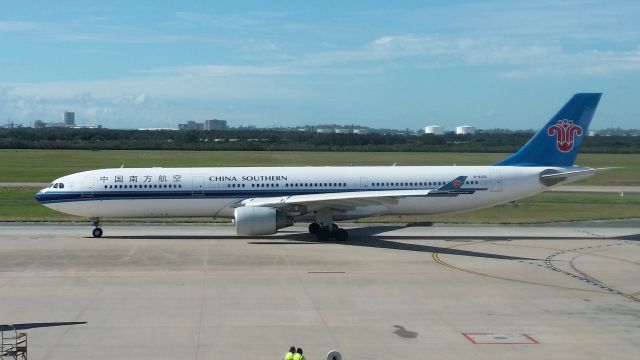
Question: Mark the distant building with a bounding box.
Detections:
[69,125,102,129]
[455,125,475,135]
[204,119,227,131]
[33,111,101,129]
[334,128,350,134]
[316,128,333,134]
[43,122,67,128]
[138,128,178,131]
[178,121,205,130]
[62,111,75,126]
[424,125,445,135]
[588,130,598,136]
[179,119,227,130]
[353,128,369,135]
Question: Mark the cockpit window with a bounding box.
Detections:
[59,183,64,189]
[48,183,54,188]
[53,183,59,188]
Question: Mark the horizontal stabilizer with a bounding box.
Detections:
[540,167,616,186]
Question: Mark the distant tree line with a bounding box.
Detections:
[0,128,638,153]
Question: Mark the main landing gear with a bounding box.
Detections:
[308,208,348,241]
[308,222,349,241]
[91,219,103,238]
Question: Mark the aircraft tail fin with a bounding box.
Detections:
[495,93,602,167]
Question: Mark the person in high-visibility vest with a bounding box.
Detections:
[285,346,296,360]
[293,347,305,360]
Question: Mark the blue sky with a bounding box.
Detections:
[1,0,639,129]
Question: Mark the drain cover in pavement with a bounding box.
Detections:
[462,333,539,344]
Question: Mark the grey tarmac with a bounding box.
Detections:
[0,222,638,360]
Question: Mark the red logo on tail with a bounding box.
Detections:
[547,119,583,153]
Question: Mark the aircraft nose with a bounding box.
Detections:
[35,190,46,203]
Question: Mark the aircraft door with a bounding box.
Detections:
[192,176,204,196]
[82,176,95,197]
[490,172,502,192]
[360,177,369,190]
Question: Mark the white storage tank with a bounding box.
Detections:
[424,125,444,135]
[455,125,475,135]
[353,128,369,135]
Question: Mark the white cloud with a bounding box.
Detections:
[257,33,640,78]
[0,21,42,32]
[3,32,640,115]
[139,65,288,77]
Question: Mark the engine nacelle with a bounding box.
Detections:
[234,206,294,235]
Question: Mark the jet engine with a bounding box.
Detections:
[234,206,294,235]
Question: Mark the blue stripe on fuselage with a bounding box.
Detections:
[35,187,489,204]
[35,189,353,204]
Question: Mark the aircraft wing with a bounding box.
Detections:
[237,176,468,215]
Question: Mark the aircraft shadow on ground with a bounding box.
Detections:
[99,225,637,260]
[103,228,533,260]
[251,226,538,261]
[0,322,87,331]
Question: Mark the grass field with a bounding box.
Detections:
[1,149,639,185]
[2,187,638,224]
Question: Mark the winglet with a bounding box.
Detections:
[437,176,467,191]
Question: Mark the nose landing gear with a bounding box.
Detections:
[91,219,103,238]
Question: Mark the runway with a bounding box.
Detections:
[0,222,638,360]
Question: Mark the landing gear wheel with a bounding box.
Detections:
[316,227,331,241]
[92,227,103,238]
[335,228,349,242]
[309,222,322,234]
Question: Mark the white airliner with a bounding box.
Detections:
[36,93,604,240]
